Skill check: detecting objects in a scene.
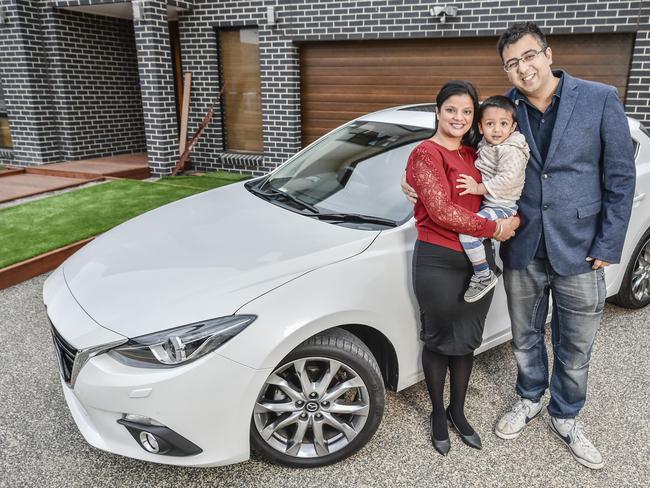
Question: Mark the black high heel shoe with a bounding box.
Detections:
[430,413,450,456]
[446,408,482,450]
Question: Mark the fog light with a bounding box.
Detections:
[139,431,160,453]
[117,418,202,456]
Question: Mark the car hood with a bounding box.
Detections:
[63,182,379,338]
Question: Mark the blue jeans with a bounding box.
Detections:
[503,258,606,418]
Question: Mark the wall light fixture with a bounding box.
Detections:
[266,6,276,26]
[430,5,458,24]
[132,0,144,21]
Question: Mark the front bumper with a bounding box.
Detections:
[63,351,271,466]
[45,266,272,467]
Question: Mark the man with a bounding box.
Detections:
[402,22,636,469]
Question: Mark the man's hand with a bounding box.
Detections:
[401,172,418,204]
[494,216,520,242]
[456,174,485,196]
[586,257,610,270]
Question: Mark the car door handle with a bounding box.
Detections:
[633,193,645,207]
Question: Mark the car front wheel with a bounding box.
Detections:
[611,228,650,309]
[250,328,385,467]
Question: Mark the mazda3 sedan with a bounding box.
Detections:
[43,105,650,468]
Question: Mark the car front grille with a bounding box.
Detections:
[51,325,78,384]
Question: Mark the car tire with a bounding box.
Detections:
[250,328,385,467]
[610,228,650,309]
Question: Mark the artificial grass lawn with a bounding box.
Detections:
[0,172,251,269]
[158,171,250,191]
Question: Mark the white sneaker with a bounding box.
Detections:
[495,398,543,440]
[549,417,604,470]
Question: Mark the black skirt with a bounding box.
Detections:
[413,240,496,356]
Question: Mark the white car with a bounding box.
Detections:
[43,105,650,468]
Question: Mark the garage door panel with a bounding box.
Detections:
[304,93,432,103]
[302,127,344,140]
[303,75,517,87]
[552,66,629,76]
[305,86,445,97]
[305,101,409,112]
[300,33,634,146]
[301,56,502,68]
[550,55,631,65]
[304,66,505,77]
[303,111,374,123]
[303,40,501,57]
[364,65,633,78]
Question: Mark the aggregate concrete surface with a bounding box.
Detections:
[1,274,648,487]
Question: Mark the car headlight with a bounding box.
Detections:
[108,315,256,368]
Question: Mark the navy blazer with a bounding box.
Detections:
[500,71,636,276]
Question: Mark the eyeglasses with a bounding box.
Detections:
[503,47,548,72]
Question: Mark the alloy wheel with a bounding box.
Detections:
[253,357,370,458]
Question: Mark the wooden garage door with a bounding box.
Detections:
[300,34,634,146]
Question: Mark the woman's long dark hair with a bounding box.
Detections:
[433,80,481,148]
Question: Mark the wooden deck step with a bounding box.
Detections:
[35,152,150,179]
[0,172,96,204]
[0,153,150,203]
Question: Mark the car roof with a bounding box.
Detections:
[358,102,642,131]
[357,104,436,129]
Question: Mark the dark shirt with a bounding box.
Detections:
[514,72,564,258]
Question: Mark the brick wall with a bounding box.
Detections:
[133,0,179,175]
[0,0,146,167]
[627,27,650,123]
[1,1,648,173]
[44,9,146,160]
[178,0,649,175]
[0,0,62,166]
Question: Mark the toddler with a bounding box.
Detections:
[457,96,530,302]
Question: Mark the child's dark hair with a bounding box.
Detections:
[497,22,548,61]
[479,96,518,124]
[434,80,481,147]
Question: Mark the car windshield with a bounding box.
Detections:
[259,120,434,224]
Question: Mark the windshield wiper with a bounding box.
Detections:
[248,184,320,214]
[313,213,397,227]
[249,183,396,227]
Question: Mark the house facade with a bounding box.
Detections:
[0,0,648,176]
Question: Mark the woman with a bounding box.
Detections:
[405,80,518,455]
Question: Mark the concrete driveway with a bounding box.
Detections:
[1,274,648,487]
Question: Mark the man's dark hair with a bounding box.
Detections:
[497,22,548,61]
[479,96,518,124]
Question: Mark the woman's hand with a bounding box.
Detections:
[493,216,520,241]
[401,172,418,204]
[456,174,486,196]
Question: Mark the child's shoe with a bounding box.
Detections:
[464,270,498,303]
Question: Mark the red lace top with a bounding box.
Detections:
[406,139,497,252]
